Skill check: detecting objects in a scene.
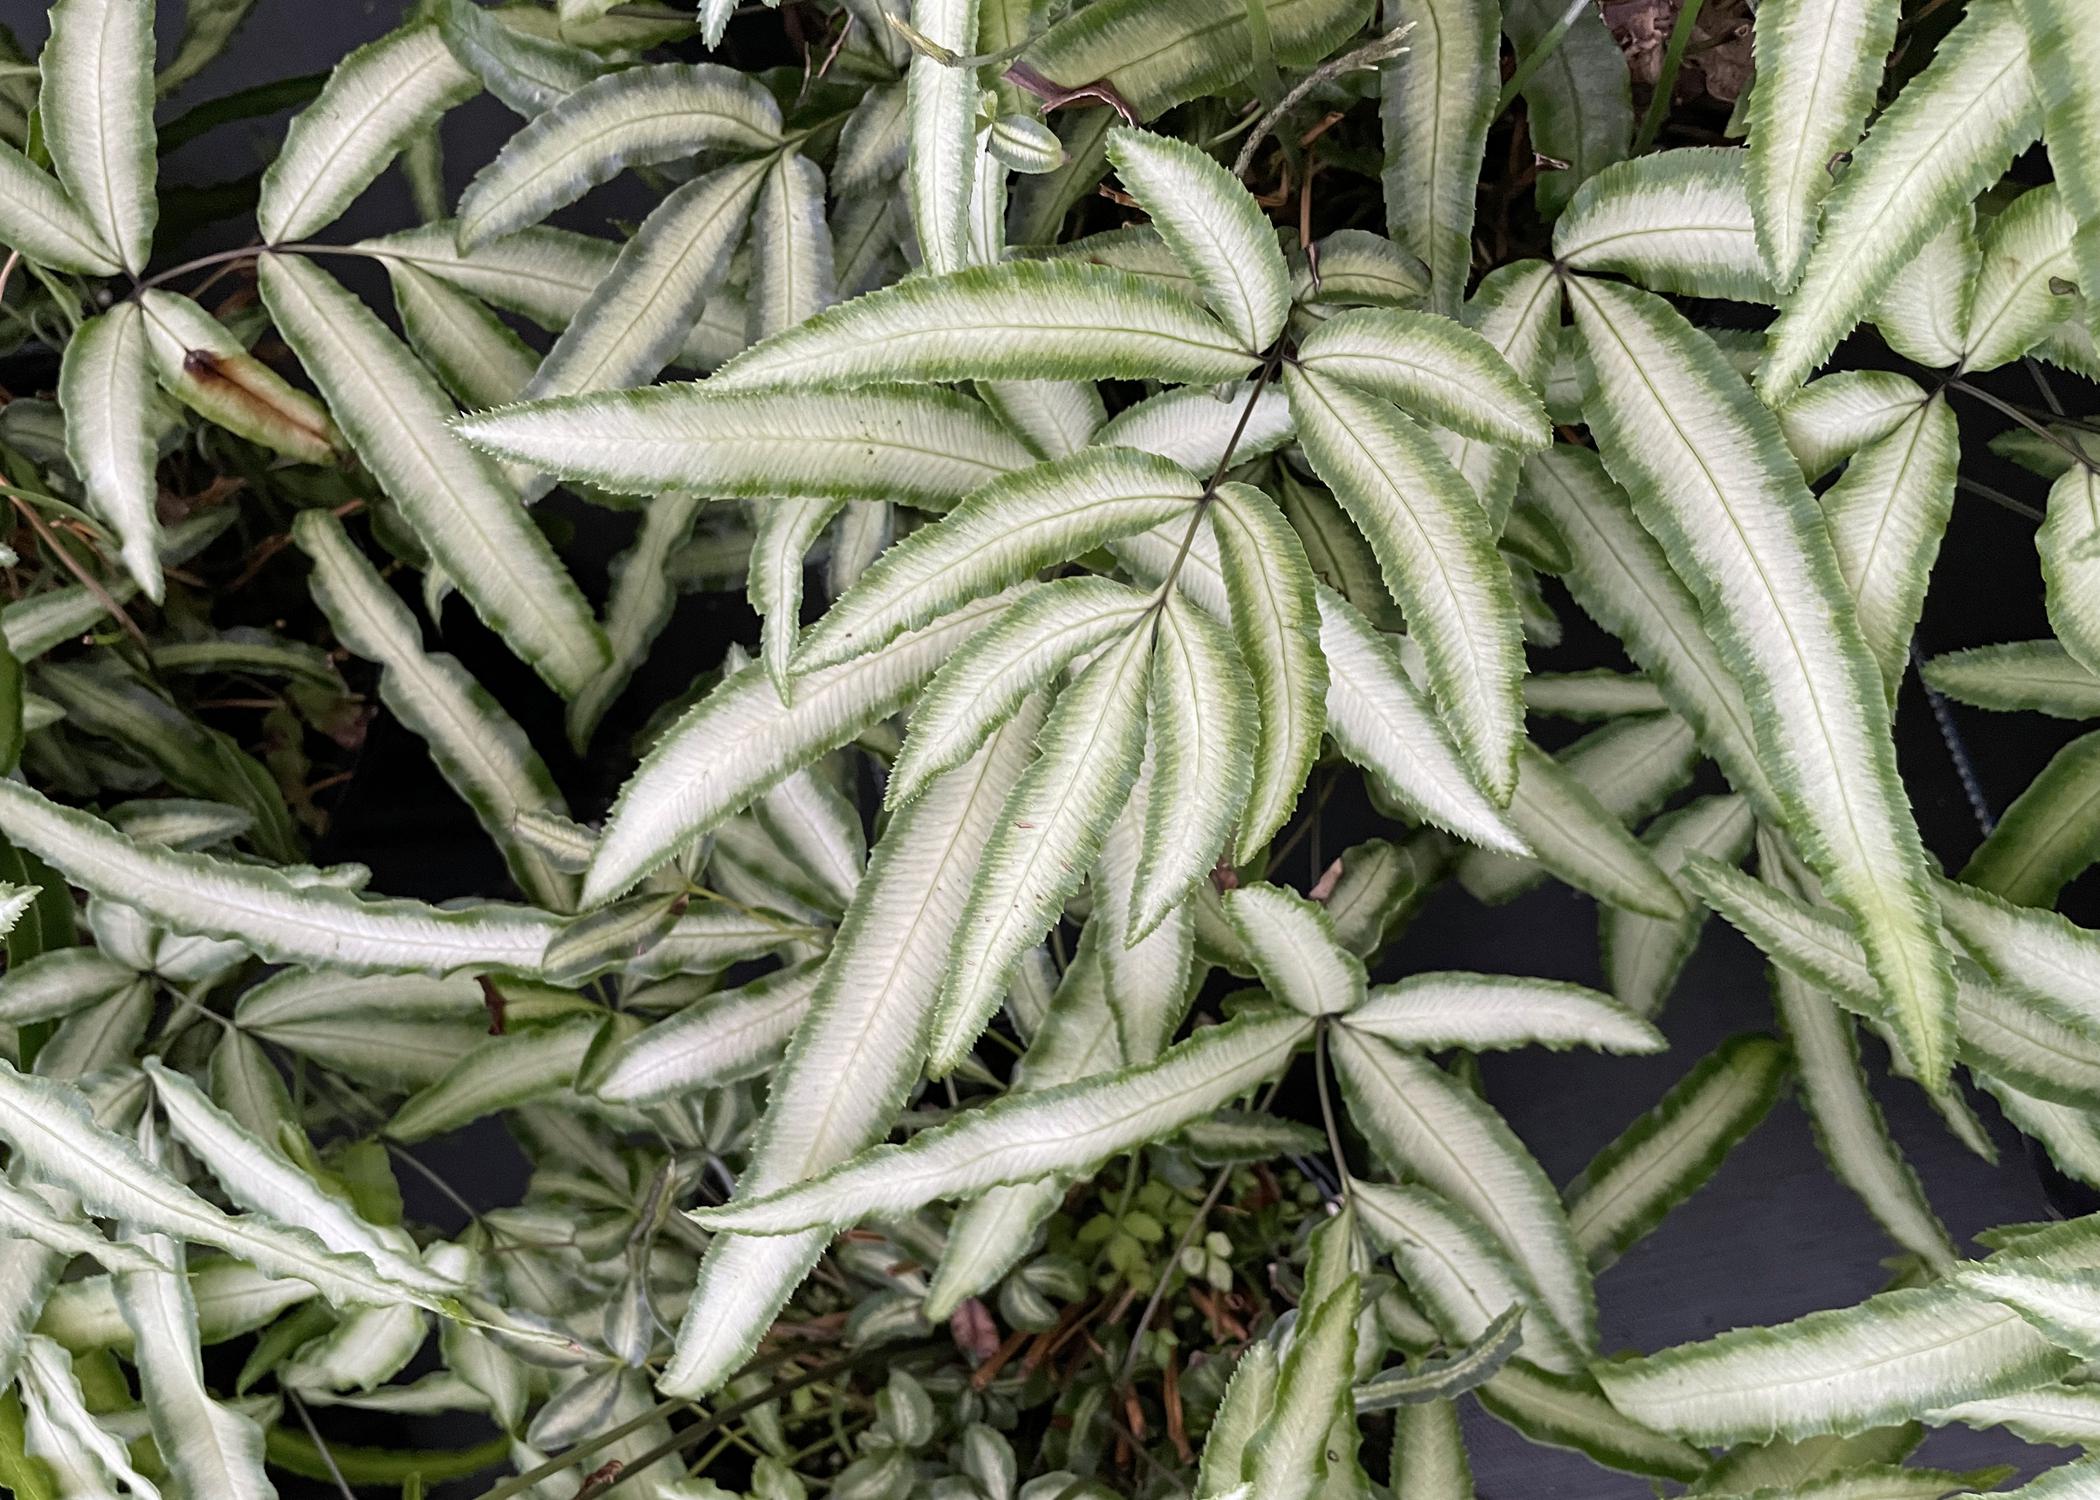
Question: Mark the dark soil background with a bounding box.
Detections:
[0,1,2093,1493]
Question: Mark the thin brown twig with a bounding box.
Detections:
[228,497,365,591]
[1232,22,1412,179]
[8,493,149,651]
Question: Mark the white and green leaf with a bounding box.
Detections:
[139,290,341,465]
[1460,735,1690,919]
[584,591,1010,903]
[889,577,1157,809]
[1345,972,1664,1056]
[260,255,610,699]
[520,156,768,406]
[1107,126,1289,351]
[661,706,1041,1398]
[1295,307,1550,450]
[1331,1028,1596,1358]
[1873,212,1981,371]
[1562,1033,1789,1270]
[692,1009,1310,1234]
[1475,1360,1709,1481]
[258,21,478,244]
[456,384,1034,504]
[1095,780,1197,1065]
[390,1016,603,1141]
[1287,367,1524,802]
[1964,183,2082,372]
[1135,588,1256,936]
[1922,640,2100,720]
[453,61,780,249]
[0,1176,165,1276]
[905,0,981,275]
[112,1235,274,1500]
[1517,444,1774,814]
[1225,882,1365,1019]
[1571,274,1956,1087]
[1093,382,1296,474]
[931,625,1153,1073]
[390,261,537,410]
[433,0,604,115]
[1017,0,1372,122]
[1603,793,1757,1017]
[1758,4,2041,399]
[2041,464,2100,684]
[17,1334,164,1497]
[298,509,578,911]
[1211,482,1327,858]
[978,379,1105,461]
[1593,1283,2072,1444]
[0,777,559,975]
[1821,393,1959,706]
[1387,1396,1475,1500]
[924,946,1121,1319]
[41,0,156,273]
[1777,372,1931,482]
[58,301,164,601]
[1246,1263,1362,1500]
[1958,727,2100,906]
[0,1062,460,1313]
[1554,148,1772,303]
[797,446,1201,673]
[2016,0,2100,346]
[1355,1178,1577,1374]
[1744,0,1901,291]
[708,261,1258,390]
[143,1059,454,1297]
[1314,585,1529,857]
[1379,0,1500,316]
[0,138,120,274]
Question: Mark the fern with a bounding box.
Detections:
[0,2,2097,1494]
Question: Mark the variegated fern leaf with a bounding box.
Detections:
[0,0,2097,1495]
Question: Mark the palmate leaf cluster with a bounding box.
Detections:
[3,0,2100,1495]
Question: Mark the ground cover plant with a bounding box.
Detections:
[3,0,2100,1494]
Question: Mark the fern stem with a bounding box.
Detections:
[566,1347,941,1500]
[1154,345,1288,608]
[1632,0,1707,153]
[285,1391,356,1500]
[1232,22,1413,179]
[1956,476,2042,523]
[1315,1020,1352,1205]
[129,240,387,297]
[471,1395,698,1500]
[1949,377,2099,474]
[1113,1074,1287,1388]
[1911,641,1996,837]
[1496,0,1596,113]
